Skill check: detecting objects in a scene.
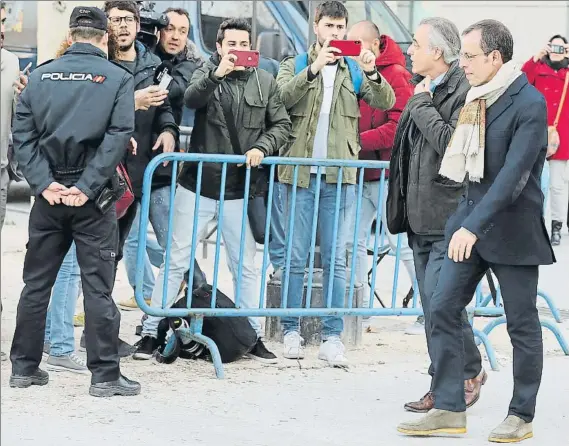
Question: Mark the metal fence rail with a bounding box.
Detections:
[135,153,568,379]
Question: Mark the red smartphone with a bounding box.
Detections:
[329,40,362,57]
[228,50,260,67]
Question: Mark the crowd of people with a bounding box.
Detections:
[0,0,567,442]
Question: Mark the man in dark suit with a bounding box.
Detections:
[397,20,555,443]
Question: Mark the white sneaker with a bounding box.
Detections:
[283,331,305,359]
[318,336,348,367]
[405,316,425,336]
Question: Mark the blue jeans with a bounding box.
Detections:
[269,182,287,271]
[280,176,355,339]
[124,186,171,296]
[44,242,81,356]
[541,161,550,207]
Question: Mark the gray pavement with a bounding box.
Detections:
[1,198,568,446]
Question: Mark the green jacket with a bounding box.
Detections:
[276,46,396,188]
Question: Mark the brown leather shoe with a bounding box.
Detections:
[465,369,488,408]
[404,391,434,413]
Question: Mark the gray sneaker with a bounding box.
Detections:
[1,351,7,362]
[42,342,50,356]
[405,316,425,336]
[46,353,89,375]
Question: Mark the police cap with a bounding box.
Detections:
[69,6,108,31]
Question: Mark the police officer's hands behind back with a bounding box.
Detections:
[42,182,69,206]
[135,86,169,111]
[61,187,89,207]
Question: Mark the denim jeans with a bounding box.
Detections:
[346,182,416,310]
[269,181,287,271]
[44,242,81,356]
[142,186,263,338]
[542,161,550,207]
[124,201,165,298]
[124,186,171,296]
[280,176,355,339]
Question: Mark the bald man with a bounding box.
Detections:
[345,21,416,330]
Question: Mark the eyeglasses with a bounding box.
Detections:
[459,52,488,62]
[109,16,136,25]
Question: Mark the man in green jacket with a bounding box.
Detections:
[135,18,291,364]
[276,1,395,366]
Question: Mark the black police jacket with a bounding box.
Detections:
[12,43,135,200]
[123,42,179,198]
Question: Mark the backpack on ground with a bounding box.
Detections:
[294,53,363,95]
[156,284,258,364]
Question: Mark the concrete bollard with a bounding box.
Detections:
[265,269,364,347]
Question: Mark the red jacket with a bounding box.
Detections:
[358,35,413,181]
[522,57,569,161]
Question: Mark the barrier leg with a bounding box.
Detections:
[479,316,569,358]
[187,315,225,379]
[473,327,500,371]
[539,319,569,355]
[537,289,563,323]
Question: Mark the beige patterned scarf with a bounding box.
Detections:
[439,61,523,183]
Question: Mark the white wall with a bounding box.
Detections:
[399,1,569,63]
[37,0,103,64]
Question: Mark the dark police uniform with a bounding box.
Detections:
[9,8,137,392]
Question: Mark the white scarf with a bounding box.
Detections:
[439,61,523,183]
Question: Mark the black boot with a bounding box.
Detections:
[10,368,49,388]
[89,374,141,398]
[551,220,562,246]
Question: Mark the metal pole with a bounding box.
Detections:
[308,1,316,46]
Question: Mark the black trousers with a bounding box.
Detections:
[10,198,121,383]
[430,248,543,421]
[409,234,482,386]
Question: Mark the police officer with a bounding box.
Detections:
[9,6,141,398]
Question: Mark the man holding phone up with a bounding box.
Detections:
[276,1,395,365]
[134,18,291,362]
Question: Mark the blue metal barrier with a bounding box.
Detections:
[135,153,568,378]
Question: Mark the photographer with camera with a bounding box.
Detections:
[102,1,179,312]
[153,7,203,126]
[522,35,569,246]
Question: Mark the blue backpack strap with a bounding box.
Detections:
[344,57,363,95]
[294,53,310,75]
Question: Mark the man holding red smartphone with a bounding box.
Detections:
[136,18,291,364]
[276,1,395,366]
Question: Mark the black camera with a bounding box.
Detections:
[136,1,169,50]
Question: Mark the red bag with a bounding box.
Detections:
[115,163,134,219]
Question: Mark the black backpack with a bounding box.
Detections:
[156,284,258,364]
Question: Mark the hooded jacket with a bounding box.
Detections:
[358,36,413,181]
[181,53,291,201]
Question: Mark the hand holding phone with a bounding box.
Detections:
[329,40,363,57]
[228,50,260,68]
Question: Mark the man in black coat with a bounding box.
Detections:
[9,6,140,398]
[103,1,179,312]
[397,20,555,443]
[155,7,203,127]
[387,17,485,413]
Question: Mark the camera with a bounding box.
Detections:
[550,44,566,55]
[135,1,169,50]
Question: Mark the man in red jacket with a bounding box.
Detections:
[346,21,418,330]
